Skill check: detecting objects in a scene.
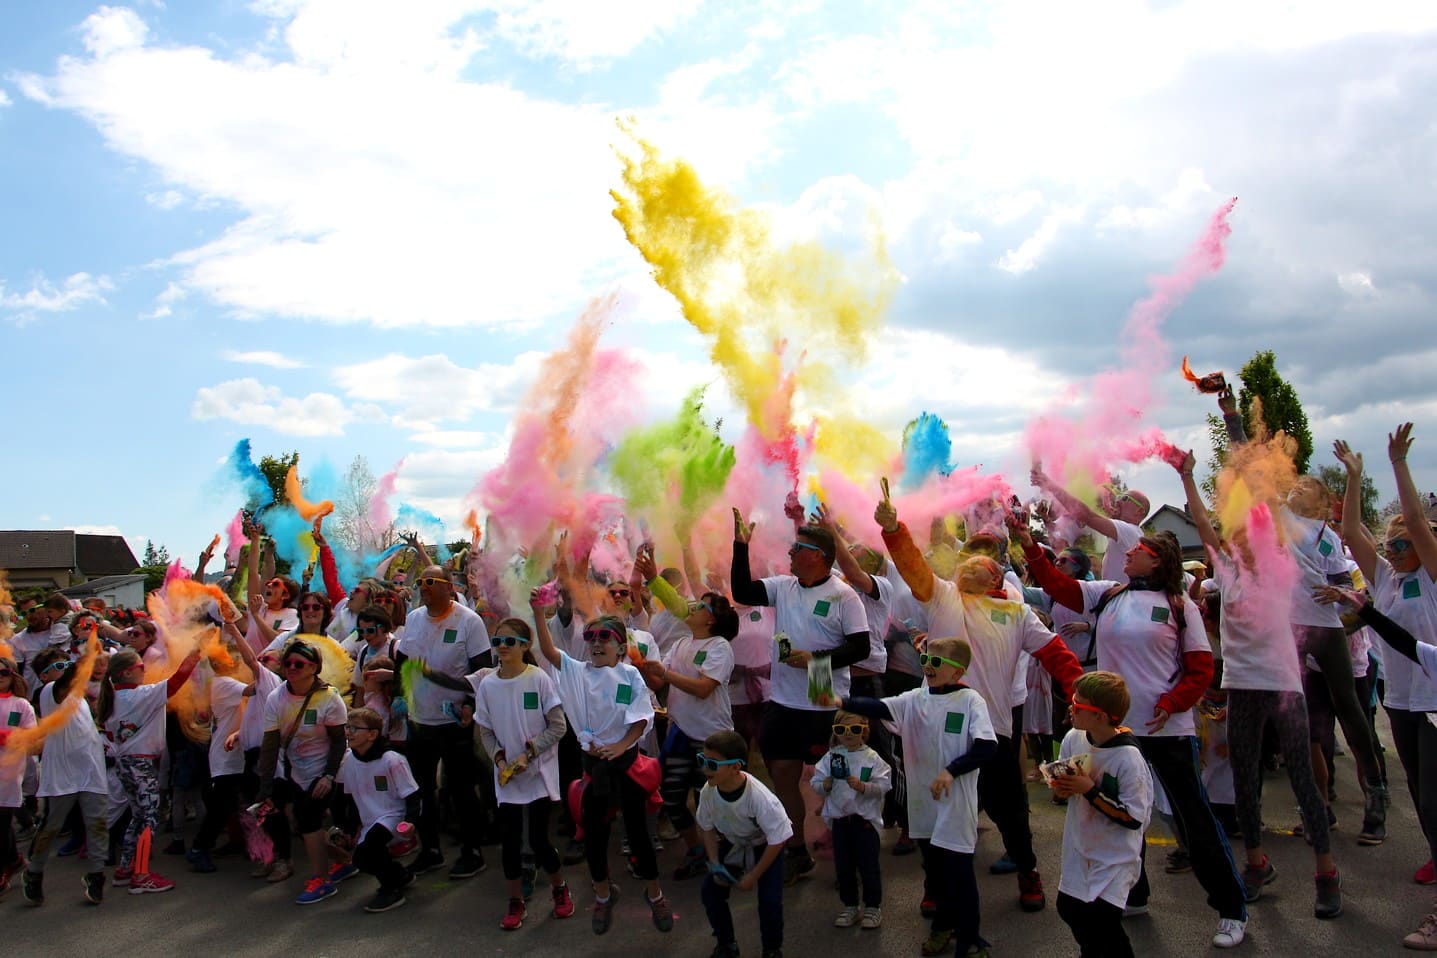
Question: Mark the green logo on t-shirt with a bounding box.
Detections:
[272,619,283,631]
[442,628,458,644]
[694,650,708,666]
[374,775,389,792]
[637,642,649,658]
[1405,579,1422,600]
[814,599,831,617]
[5,711,19,727]
[615,684,634,705]
[303,709,317,725]
[1101,772,1120,800]
[1150,607,1170,624]
[990,610,1010,625]
[859,766,872,782]
[750,611,762,622]
[523,691,539,710]
[944,712,965,734]
[1318,538,1334,557]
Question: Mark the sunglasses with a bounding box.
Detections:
[42,660,73,674]
[1069,700,1110,719]
[688,599,714,616]
[266,579,285,590]
[583,627,624,645]
[0,668,13,678]
[344,723,379,733]
[491,634,529,648]
[299,603,324,612]
[374,597,397,605]
[416,576,447,588]
[1130,542,1160,560]
[917,652,965,670]
[283,658,315,670]
[357,625,382,636]
[832,723,867,736]
[695,753,745,773]
[789,541,823,554]
[1386,539,1413,554]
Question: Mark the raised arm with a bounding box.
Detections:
[875,497,936,603]
[815,503,877,599]
[729,508,769,607]
[245,521,264,612]
[195,533,221,580]
[1007,512,1086,613]
[312,519,346,601]
[1031,465,1117,541]
[1335,440,1379,581]
[530,588,563,668]
[1390,423,1437,579]
[635,546,687,618]
[1174,450,1222,556]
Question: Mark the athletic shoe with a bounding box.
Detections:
[552,881,575,919]
[657,815,680,841]
[129,872,176,895]
[363,887,406,913]
[1417,860,1437,885]
[562,839,586,865]
[782,849,816,887]
[861,906,882,929]
[1,855,26,885]
[834,905,861,928]
[450,851,486,879]
[295,876,338,905]
[1359,783,1389,845]
[187,849,217,873]
[921,929,953,956]
[920,898,937,919]
[892,831,917,856]
[760,951,783,958]
[250,860,275,879]
[1405,912,1437,950]
[709,945,741,958]
[1123,903,1150,917]
[1018,870,1046,912]
[1164,848,1192,873]
[649,892,674,932]
[328,861,359,883]
[113,865,134,886]
[674,848,708,881]
[1242,857,1276,903]
[592,882,619,935]
[22,871,42,906]
[1314,870,1343,920]
[989,853,1018,874]
[500,897,526,930]
[82,872,105,904]
[266,859,295,883]
[1212,918,1247,948]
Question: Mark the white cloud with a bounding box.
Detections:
[190,377,356,435]
[333,352,544,428]
[140,280,185,319]
[82,6,150,58]
[221,349,308,369]
[997,205,1086,275]
[0,89,11,108]
[1,272,114,321]
[145,189,185,210]
[486,0,706,65]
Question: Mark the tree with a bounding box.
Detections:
[1316,464,1379,530]
[134,564,167,594]
[330,454,396,554]
[141,540,170,566]
[258,451,300,508]
[1202,349,1314,502]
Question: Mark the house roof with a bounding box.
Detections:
[58,574,148,597]
[1148,503,1197,527]
[0,530,76,570]
[75,534,140,576]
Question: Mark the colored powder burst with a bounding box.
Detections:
[901,413,955,488]
[369,459,406,549]
[285,464,335,522]
[1233,502,1301,690]
[1024,198,1239,492]
[146,578,245,742]
[610,387,736,534]
[291,632,355,691]
[220,439,275,512]
[224,509,247,565]
[1214,400,1300,535]
[263,505,318,577]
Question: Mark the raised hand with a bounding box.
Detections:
[1333,439,1363,476]
[732,508,756,544]
[1390,422,1415,464]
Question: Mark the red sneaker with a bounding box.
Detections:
[129,872,176,895]
[552,882,575,919]
[1416,860,1436,885]
[500,898,526,930]
[112,866,134,887]
[1018,870,1047,912]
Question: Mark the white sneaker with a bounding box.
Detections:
[834,905,861,928]
[861,906,882,929]
[1213,918,1246,948]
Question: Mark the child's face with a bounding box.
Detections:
[920,648,966,686]
[492,629,529,665]
[1069,693,1111,733]
[833,718,868,751]
[583,625,625,668]
[699,748,745,788]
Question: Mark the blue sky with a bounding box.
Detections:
[3,1,1436,562]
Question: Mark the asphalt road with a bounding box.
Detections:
[7,753,1435,957]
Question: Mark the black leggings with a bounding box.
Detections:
[0,808,17,870]
[1227,690,1329,854]
[1296,625,1381,785]
[660,729,704,832]
[976,735,1036,872]
[1057,892,1132,958]
[1387,707,1437,863]
[582,750,656,883]
[498,800,560,880]
[194,773,244,852]
[916,840,979,951]
[354,823,410,892]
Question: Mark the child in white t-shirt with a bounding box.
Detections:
[828,636,997,958]
[0,655,36,897]
[333,707,419,913]
[696,730,793,958]
[1050,671,1153,958]
[812,710,891,929]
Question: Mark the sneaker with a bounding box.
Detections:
[22,871,42,905]
[1314,870,1342,920]
[657,815,680,841]
[920,898,937,919]
[783,849,816,887]
[649,892,674,932]
[363,887,406,913]
[1165,848,1192,874]
[1123,902,1150,917]
[552,881,575,919]
[82,872,105,904]
[266,859,294,883]
[410,848,445,874]
[328,861,359,883]
[1359,783,1388,845]
[892,831,917,856]
[674,848,708,881]
[860,906,882,929]
[449,851,486,879]
[563,839,586,865]
[501,897,526,930]
[1018,869,1046,912]
[163,838,186,856]
[1,855,25,885]
[709,945,741,958]
[113,865,134,887]
[295,876,338,905]
[187,849,217,873]
[989,853,1018,875]
[129,872,176,895]
[592,882,619,935]
[834,905,861,928]
[921,929,954,956]
[1405,912,1437,950]
[1242,857,1276,903]
[760,951,783,958]
[1418,861,1437,885]
[1212,918,1247,948]
[651,835,665,854]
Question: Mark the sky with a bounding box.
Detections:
[3,0,1436,563]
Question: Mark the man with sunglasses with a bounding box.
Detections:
[1031,465,1149,585]
[730,508,871,886]
[11,605,70,691]
[393,564,492,880]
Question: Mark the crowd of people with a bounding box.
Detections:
[2,398,1437,958]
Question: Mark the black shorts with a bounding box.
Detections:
[759,702,836,765]
[274,777,330,834]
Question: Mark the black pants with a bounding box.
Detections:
[1296,625,1381,784]
[659,728,704,833]
[1228,690,1329,854]
[193,772,245,852]
[917,840,979,952]
[582,750,656,883]
[1127,735,1246,921]
[354,823,410,892]
[976,734,1036,872]
[498,800,560,880]
[832,814,882,907]
[0,808,17,870]
[407,721,483,854]
[1387,707,1437,862]
[1058,892,1132,958]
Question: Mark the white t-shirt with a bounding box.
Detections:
[240,667,283,751]
[882,684,996,852]
[246,607,299,654]
[1372,560,1437,711]
[920,579,1059,737]
[36,682,108,796]
[646,608,692,658]
[1211,551,1301,693]
[208,676,248,777]
[1099,519,1144,584]
[695,772,794,866]
[813,743,892,827]
[1056,728,1153,907]
[551,651,654,751]
[1077,580,1209,737]
[327,599,358,643]
[663,635,735,741]
[850,575,892,674]
[105,681,169,758]
[760,575,868,710]
[473,664,564,804]
[886,559,928,678]
[1280,508,1349,628]
[397,603,489,726]
[729,606,774,706]
[0,693,37,806]
[336,747,418,841]
[262,681,348,788]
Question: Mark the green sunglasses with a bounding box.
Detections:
[918,652,965,670]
